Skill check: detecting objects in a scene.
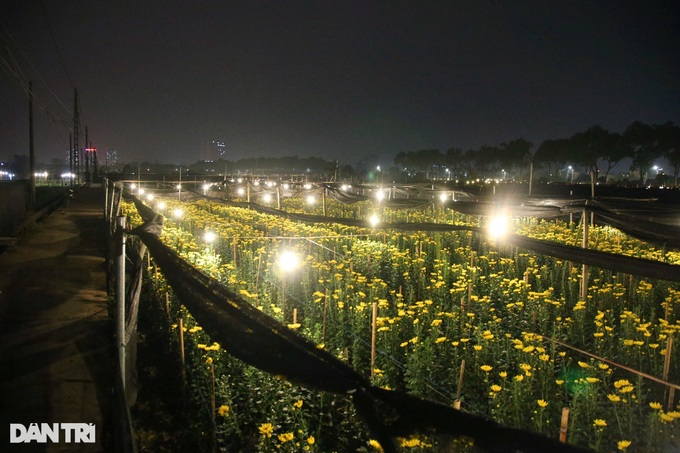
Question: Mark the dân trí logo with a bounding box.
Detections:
[9,423,95,444]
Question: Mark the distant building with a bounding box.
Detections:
[105,149,119,169]
[200,140,226,162]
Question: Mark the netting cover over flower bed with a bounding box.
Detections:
[128,196,591,453]
[321,183,680,250]
[210,196,680,282]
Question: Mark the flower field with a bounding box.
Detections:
[124,192,680,452]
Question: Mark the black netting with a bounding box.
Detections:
[198,196,680,282]
[126,196,591,452]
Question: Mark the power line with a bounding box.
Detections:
[0,20,72,118]
[39,0,74,90]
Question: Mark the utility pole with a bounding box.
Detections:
[69,133,73,180]
[29,81,35,209]
[73,88,80,185]
[85,126,90,184]
[92,141,98,180]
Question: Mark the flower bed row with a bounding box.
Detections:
[124,194,680,452]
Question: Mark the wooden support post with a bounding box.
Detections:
[210,363,217,453]
[580,209,589,300]
[664,337,674,411]
[371,301,378,380]
[560,407,570,443]
[322,289,328,343]
[454,359,465,409]
[179,317,186,385]
[255,252,262,293]
[232,238,238,270]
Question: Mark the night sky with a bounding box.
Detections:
[1,0,679,166]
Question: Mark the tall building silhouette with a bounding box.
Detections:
[200,140,226,162]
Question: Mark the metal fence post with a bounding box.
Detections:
[116,215,127,390]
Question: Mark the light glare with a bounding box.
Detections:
[488,216,509,238]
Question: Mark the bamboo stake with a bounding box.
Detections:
[580,209,589,300]
[322,289,328,343]
[232,238,238,270]
[467,282,472,305]
[454,359,465,409]
[179,317,186,385]
[559,407,570,443]
[255,252,262,293]
[371,301,378,380]
[165,291,170,320]
[293,308,298,324]
[664,337,674,411]
[210,363,216,453]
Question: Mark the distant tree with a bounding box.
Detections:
[394,149,443,175]
[623,121,662,185]
[462,149,477,178]
[598,132,628,183]
[569,125,630,183]
[533,139,571,178]
[473,145,500,177]
[498,138,533,179]
[570,125,609,176]
[394,151,413,170]
[445,147,465,178]
[657,122,680,186]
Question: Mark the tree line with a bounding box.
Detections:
[394,121,680,186]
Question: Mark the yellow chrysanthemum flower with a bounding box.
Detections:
[259,423,274,438]
[593,419,607,428]
[369,439,384,452]
[278,432,294,443]
[617,440,632,450]
[217,404,229,417]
